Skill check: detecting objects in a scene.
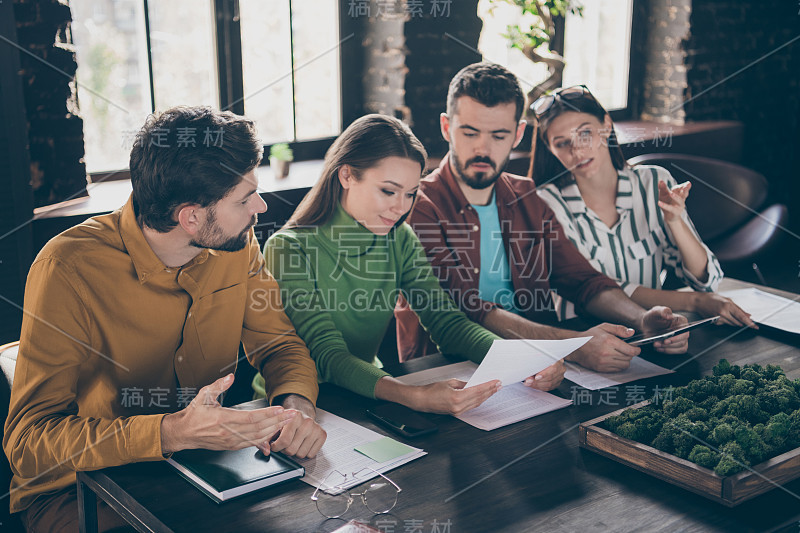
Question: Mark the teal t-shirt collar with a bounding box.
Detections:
[470,188,496,209]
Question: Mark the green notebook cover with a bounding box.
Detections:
[167,447,304,503]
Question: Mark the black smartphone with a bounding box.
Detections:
[624,316,720,346]
[366,403,438,438]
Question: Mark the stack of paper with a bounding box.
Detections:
[296,409,425,492]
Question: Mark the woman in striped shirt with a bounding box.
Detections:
[532,86,753,328]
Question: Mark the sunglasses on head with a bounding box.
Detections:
[531,85,598,118]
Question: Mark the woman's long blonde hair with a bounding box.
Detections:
[287,114,427,228]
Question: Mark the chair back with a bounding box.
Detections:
[504,152,532,177]
[627,153,768,241]
[0,341,21,531]
[232,187,311,404]
[253,187,311,247]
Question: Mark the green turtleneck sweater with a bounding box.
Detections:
[253,203,499,399]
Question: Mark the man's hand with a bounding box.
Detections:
[161,374,295,455]
[567,323,641,373]
[641,306,689,354]
[269,394,327,459]
[410,379,501,416]
[693,292,757,328]
[523,360,566,391]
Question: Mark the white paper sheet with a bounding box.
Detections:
[721,288,800,334]
[456,384,573,431]
[295,409,426,493]
[396,362,573,431]
[564,356,674,390]
[464,337,591,388]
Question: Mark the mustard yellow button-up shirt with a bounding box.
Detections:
[3,197,318,513]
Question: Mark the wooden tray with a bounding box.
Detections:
[579,401,800,507]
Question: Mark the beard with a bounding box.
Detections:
[190,209,256,252]
[450,150,510,190]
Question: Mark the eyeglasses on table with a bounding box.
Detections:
[311,467,402,518]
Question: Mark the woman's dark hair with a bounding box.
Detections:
[529,93,627,187]
[287,114,427,228]
[129,106,263,232]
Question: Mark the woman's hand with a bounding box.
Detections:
[410,379,501,416]
[656,180,711,281]
[658,180,691,225]
[375,377,500,417]
[693,292,757,328]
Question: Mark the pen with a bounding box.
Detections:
[752,263,767,286]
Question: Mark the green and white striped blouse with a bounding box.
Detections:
[537,165,723,320]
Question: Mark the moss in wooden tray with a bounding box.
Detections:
[602,359,800,476]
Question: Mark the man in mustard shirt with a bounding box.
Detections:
[3,106,326,532]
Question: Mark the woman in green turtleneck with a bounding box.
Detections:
[253,114,564,414]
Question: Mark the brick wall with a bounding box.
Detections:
[684,1,800,228]
[404,0,482,158]
[640,0,692,124]
[360,2,409,121]
[14,0,87,208]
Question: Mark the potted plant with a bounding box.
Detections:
[269,143,293,179]
[487,0,583,120]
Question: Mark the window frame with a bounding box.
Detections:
[214,0,358,160]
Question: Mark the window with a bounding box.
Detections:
[70,0,342,174]
[70,0,151,174]
[561,0,633,111]
[238,0,340,144]
[477,0,635,114]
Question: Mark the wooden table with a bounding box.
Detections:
[77,280,800,533]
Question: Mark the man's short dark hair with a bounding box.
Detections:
[129,106,263,232]
[447,62,525,122]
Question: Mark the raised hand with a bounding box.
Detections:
[657,180,691,224]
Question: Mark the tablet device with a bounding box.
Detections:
[624,316,720,346]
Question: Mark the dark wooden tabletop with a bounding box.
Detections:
[78,280,800,533]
